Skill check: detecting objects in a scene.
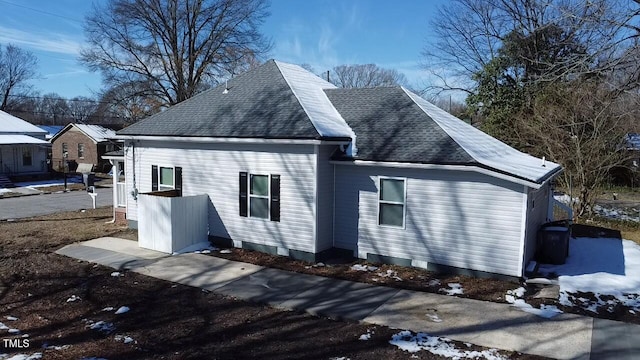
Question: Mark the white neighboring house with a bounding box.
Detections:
[111,60,570,279]
[0,110,49,176]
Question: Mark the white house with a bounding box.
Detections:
[0,110,49,176]
[112,60,567,279]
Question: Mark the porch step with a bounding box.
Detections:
[0,175,14,188]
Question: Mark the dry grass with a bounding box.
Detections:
[0,208,543,360]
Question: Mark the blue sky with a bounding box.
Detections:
[0,0,446,99]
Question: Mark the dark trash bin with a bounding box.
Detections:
[537,225,570,265]
[83,172,95,190]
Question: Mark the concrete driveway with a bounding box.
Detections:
[0,187,113,220]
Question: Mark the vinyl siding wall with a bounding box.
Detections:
[124,140,318,253]
[334,165,527,277]
[315,145,337,252]
[523,184,552,264]
[0,144,48,174]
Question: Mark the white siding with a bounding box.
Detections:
[315,145,337,252]
[139,193,208,253]
[125,141,318,253]
[334,165,527,277]
[0,145,48,174]
[523,184,551,264]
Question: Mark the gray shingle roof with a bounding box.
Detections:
[118,60,331,139]
[325,87,475,164]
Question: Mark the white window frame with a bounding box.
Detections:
[248,173,270,220]
[158,165,175,191]
[377,176,407,228]
[78,143,85,159]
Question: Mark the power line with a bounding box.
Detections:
[0,0,83,23]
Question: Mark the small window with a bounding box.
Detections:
[22,148,32,166]
[239,172,280,221]
[249,174,269,218]
[78,143,85,158]
[159,166,174,190]
[62,143,68,157]
[378,177,405,227]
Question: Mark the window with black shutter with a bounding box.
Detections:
[175,167,182,196]
[270,175,280,222]
[239,172,248,217]
[151,165,158,191]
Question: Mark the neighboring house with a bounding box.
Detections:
[0,110,49,176]
[112,60,566,279]
[50,123,119,172]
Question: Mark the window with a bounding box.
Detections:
[159,167,174,190]
[62,143,68,157]
[22,148,32,167]
[378,177,405,227]
[78,143,85,158]
[250,174,269,218]
[239,172,280,221]
[151,165,182,194]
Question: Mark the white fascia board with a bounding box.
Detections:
[330,159,545,189]
[113,135,350,145]
[102,155,125,160]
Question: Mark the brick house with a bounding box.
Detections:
[51,124,119,172]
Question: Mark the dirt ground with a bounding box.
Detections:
[0,207,544,359]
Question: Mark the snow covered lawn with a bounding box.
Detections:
[538,236,640,314]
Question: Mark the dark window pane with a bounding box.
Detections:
[250,174,268,196]
[381,179,404,203]
[380,203,404,226]
[250,197,269,218]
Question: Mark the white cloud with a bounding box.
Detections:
[0,25,81,55]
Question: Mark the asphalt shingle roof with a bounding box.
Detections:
[118,60,338,139]
[116,59,561,183]
[324,87,475,164]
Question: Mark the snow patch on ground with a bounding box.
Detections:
[114,306,130,315]
[351,264,379,272]
[389,330,507,359]
[5,316,18,321]
[375,269,403,281]
[0,353,43,360]
[110,272,123,277]
[42,344,70,351]
[172,242,218,255]
[358,328,374,341]
[504,287,562,318]
[101,307,114,312]
[440,283,464,296]
[593,205,640,223]
[66,295,81,302]
[114,334,135,344]
[219,249,232,254]
[539,237,640,313]
[84,320,115,334]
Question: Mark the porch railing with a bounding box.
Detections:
[116,182,126,207]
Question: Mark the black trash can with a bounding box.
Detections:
[83,172,95,190]
[537,225,570,265]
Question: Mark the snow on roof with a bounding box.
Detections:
[0,110,47,135]
[402,88,561,183]
[74,124,116,142]
[274,61,355,142]
[0,134,50,145]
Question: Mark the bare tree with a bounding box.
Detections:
[0,44,38,111]
[422,0,640,95]
[331,64,407,88]
[68,96,99,123]
[80,0,271,107]
[94,81,164,125]
[522,81,638,217]
[40,93,71,125]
